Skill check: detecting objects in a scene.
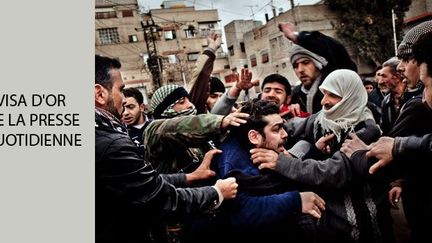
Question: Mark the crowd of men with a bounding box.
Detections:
[96,21,432,243]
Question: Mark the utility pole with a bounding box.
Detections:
[289,0,297,26]
[391,8,398,56]
[271,0,277,18]
[245,5,258,19]
[140,12,163,89]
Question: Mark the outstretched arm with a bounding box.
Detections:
[188,33,222,114]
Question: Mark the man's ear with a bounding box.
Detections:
[248,130,262,146]
[284,95,291,105]
[139,103,145,113]
[95,84,108,107]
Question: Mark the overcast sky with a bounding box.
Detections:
[139,0,320,29]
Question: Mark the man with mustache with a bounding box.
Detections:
[378,57,406,136]
[197,99,325,242]
[251,70,394,243]
[279,22,357,115]
[94,55,239,243]
[342,22,432,243]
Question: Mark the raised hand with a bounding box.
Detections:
[278,22,298,43]
[235,68,260,91]
[207,32,222,51]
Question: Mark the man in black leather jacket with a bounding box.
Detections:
[95,55,238,243]
[341,27,432,243]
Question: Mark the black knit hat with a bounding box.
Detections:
[398,20,432,59]
[210,77,225,94]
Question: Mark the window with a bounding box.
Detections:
[253,29,262,40]
[198,22,216,29]
[184,26,196,38]
[187,52,200,61]
[167,54,177,64]
[250,55,257,67]
[261,53,269,63]
[164,30,176,40]
[278,36,286,48]
[270,38,278,50]
[122,10,133,17]
[96,11,117,19]
[128,35,138,43]
[224,73,237,83]
[240,42,245,53]
[98,28,120,45]
[228,45,234,56]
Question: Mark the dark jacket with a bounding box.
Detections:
[297,31,358,78]
[381,88,423,136]
[387,97,432,242]
[291,31,357,115]
[95,108,219,243]
[280,114,394,243]
[393,133,432,163]
[389,91,429,137]
[350,96,432,242]
[125,117,151,159]
[202,136,307,242]
[291,84,324,115]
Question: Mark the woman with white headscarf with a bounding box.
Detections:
[250,69,394,243]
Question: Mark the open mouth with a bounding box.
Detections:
[278,144,285,152]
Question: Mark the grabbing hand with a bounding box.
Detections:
[186,149,221,184]
[366,136,395,174]
[340,133,368,158]
[214,177,238,199]
[316,133,335,154]
[250,148,279,170]
[300,192,326,219]
[221,111,249,130]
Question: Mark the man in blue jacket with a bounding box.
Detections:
[206,100,325,242]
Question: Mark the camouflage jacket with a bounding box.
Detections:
[144,114,224,174]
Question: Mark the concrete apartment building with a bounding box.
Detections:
[95,0,148,88]
[235,3,352,96]
[225,2,382,100]
[404,0,432,29]
[225,0,431,98]
[95,0,229,102]
[150,1,230,90]
[224,20,263,74]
